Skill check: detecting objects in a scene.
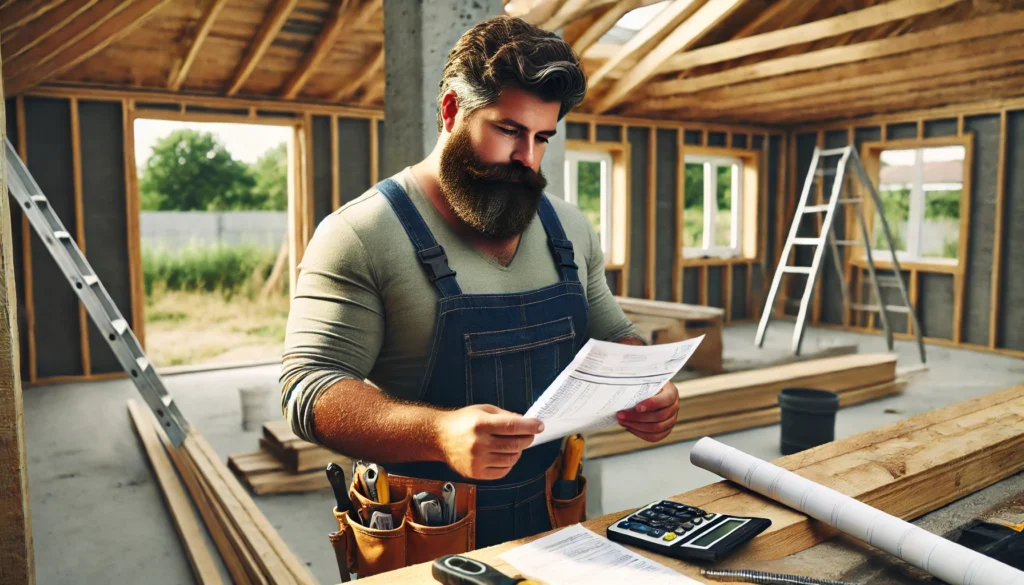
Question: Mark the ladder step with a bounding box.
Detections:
[838,198,863,204]
[873,275,904,288]
[783,266,814,275]
[53,230,71,240]
[30,195,48,205]
[850,303,911,314]
[792,237,823,245]
[111,318,129,336]
[83,275,99,286]
[135,356,150,374]
[803,204,829,213]
[820,147,849,156]
[814,168,837,177]
[836,240,860,246]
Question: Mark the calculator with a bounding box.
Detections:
[606,500,771,562]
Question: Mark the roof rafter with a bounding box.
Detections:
[226,0,298,96]
[167,0,229,91]
[332,44,384,103]
[0,0,65,35]
[0,0,100,61]
[280,0,355,99]
[574,0,639,56]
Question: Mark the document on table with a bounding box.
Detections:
[499,524,700,585]
[524,335,704,446]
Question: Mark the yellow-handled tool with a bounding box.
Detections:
[553,434,583,500]
[432,555,542,585]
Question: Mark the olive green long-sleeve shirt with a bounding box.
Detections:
[280,168,637,444]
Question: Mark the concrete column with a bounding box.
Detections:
[382,0,565,198]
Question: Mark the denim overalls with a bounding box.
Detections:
[375,178,590,549]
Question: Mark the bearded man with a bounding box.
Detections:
[280,15,680,549]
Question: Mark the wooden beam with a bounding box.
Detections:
[516,0,566,25]
[652,0,960,80]
[226,0,299,96]
[1,0,100,62]
[70,97,90,377]
[990,110,1007,348]
[574,0,638,55]
[330,115,340,211]
[0,0,65,35]
[369,117,380,186]
[643,10,1024,97]
[674,130,684,303]
[359,78,385,106]
[123,100,146,349]
[167,0,229,91]
[587,0,709,90]
[280,0,353,100]
[645,127,656,299]
[332,45,384,103]
[15,98,36,383]
[127,401,223,585]
[729,0,801,40]
[0,70,34,585]
[5,0,174,96]
[594,0,748,113]
[543,0,596,30]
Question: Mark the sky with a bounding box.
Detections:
[133,119,291,166]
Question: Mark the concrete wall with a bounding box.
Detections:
[789,106,1024,353]
[140,211,287,249]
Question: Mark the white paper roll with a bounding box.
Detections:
[690,437,1024,585]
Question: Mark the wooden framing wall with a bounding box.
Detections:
[565,114,785,324]
[787,97,1024,358]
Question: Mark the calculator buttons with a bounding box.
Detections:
[681,522,694,530]
[629,516,649,525]
[656,514,674,522]
[692,517,703,525]
[629,523,652,535]
[639,510,656,519]
[674,528,686,535]
[649,528,665,538]
[617,521,632,530]
[660,501,683,509]
[663,533,677,542]
[652,506,666,513]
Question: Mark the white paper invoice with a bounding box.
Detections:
[524,335,704,446]
[499,524,700,585]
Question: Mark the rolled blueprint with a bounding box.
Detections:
[690,438,1024,585]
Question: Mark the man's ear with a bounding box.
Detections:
[440,90,459,133]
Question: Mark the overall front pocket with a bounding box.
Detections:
[464,316,576,413]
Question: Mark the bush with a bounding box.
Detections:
[143,243,281,299]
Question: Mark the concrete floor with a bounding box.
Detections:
[21,323,1024,584]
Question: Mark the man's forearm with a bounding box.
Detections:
[311,379,449,464]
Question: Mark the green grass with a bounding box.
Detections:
[142,242,281,299]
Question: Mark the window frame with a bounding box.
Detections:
[679,146,760,262]
[682,153,744,259]
[563,140,631,269]
[859,135,972,271]
[564,149,614,256]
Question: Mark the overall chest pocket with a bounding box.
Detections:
[464,317,576,414]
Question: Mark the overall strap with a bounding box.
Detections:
[376,178,462,298]
[537,195,580,283]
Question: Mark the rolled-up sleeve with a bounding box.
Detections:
[279,211,384,444]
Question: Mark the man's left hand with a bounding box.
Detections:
[616,381,679,443]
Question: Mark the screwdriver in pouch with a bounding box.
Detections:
[431,555,541,585]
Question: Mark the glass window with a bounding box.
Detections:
[564,150,613,256]
[683,155,743,258]
[874,145,964,263]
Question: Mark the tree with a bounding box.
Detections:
[250,142,288,211]
[140,129,258,211]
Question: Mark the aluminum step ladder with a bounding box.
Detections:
[755,145,926,363]
[5,138,190,446]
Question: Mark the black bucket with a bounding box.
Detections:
[778,388,840,455]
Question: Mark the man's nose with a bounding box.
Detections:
[512,141,536,169]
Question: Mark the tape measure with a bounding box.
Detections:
[431,555,540,585]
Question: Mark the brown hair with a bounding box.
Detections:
[437,15,587,132]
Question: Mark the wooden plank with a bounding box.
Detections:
[332,45,383,102]
[193,455,265,585]
[0,0,100,61]
[574,0,639,55]
[615,295,724,319]
[330,114,340,211]
[989,110,1007,348]
[369,116,379,185]
[543,0,597,30]
[0,77,34,585]
[281,0,353,99]
[69,97,90,376]
[516,0,566,25]
[127,401,223,585]
[226,0,299,96]
[645,127,656,299]
[642,11,1024,97]
[5,0,174,96]
[674,130,684,303]
[586,0,710,89]
[585,378,908,459]
[654,0,960,78]
[0,0,65,35]
[168,0,229,91]
[360,385,1024,584]
[123,101,145,349]
[229,450,284,476]
[954,125,975,344]
[16,97,36,384]
[245,469,330,496]
[594,0,747,112]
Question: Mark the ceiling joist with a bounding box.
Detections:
[0,0,64,35]
[168,0,230,91]
[280,0,355,99]
[0,0,100,61]
[226,0,299,96]
[333,44,384,103]
[574,0,640,56]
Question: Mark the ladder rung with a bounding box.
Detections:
[792,238,823,245]
[814,168,837,177]
[850,303,911,314]
[83,275,99,286]
[820,147,849,156]
[803,204,829,213]
[874,275,904,288]
[783,266,814,275]
[135,356,150,373]
[30,195,48,205]
[838,198,862,204]
[836,240,860,246]
[111,318,129,335]
[53,230,71,240]
[884,305,911,314]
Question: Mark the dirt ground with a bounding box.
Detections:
[143,289,289,367]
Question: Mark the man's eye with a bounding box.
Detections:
[537,136,550,144]
[498,127,517,136]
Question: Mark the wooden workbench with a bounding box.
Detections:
[352,384,1024,584]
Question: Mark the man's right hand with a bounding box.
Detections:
[436,404,544,480]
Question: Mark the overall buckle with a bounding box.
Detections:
[417,245,456,282]
[551,239,578,270]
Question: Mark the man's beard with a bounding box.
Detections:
[438,126,547,239]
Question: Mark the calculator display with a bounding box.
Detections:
[690,518,745,547]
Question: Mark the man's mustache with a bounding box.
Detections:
[465,161,547,191]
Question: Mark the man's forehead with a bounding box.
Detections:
[484,89,560,132]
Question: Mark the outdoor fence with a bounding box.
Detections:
[140,211,287,249]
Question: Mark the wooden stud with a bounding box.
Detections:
[645,127,656,300]
[724,260,733,322]
[756,131,770,319]
[989,110,1007,349]
[909,268,919,336]
[304,114,315,246]
[674,130,684,303]
[954,130,974,344]
[588,120,597,143]
[70,97,90,377]
[699,265,708,306]
[330,115,339,211]
[168,0,228,91]
[777,129,796,317]
[226,0,299,96]
[123,100,146,350]
[621,126,631,297]
[370,117,380,186]
[16,97,36,383]
[281,0,353,99]
[843,126,855,327]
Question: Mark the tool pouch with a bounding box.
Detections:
[329,474,477,581]
[545,447,588,529]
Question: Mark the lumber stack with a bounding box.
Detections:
[615,296,725,375]
[584,353,901,458]
[356,384,1024,584]
[128,400,320,585]
[228,420,349,495]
